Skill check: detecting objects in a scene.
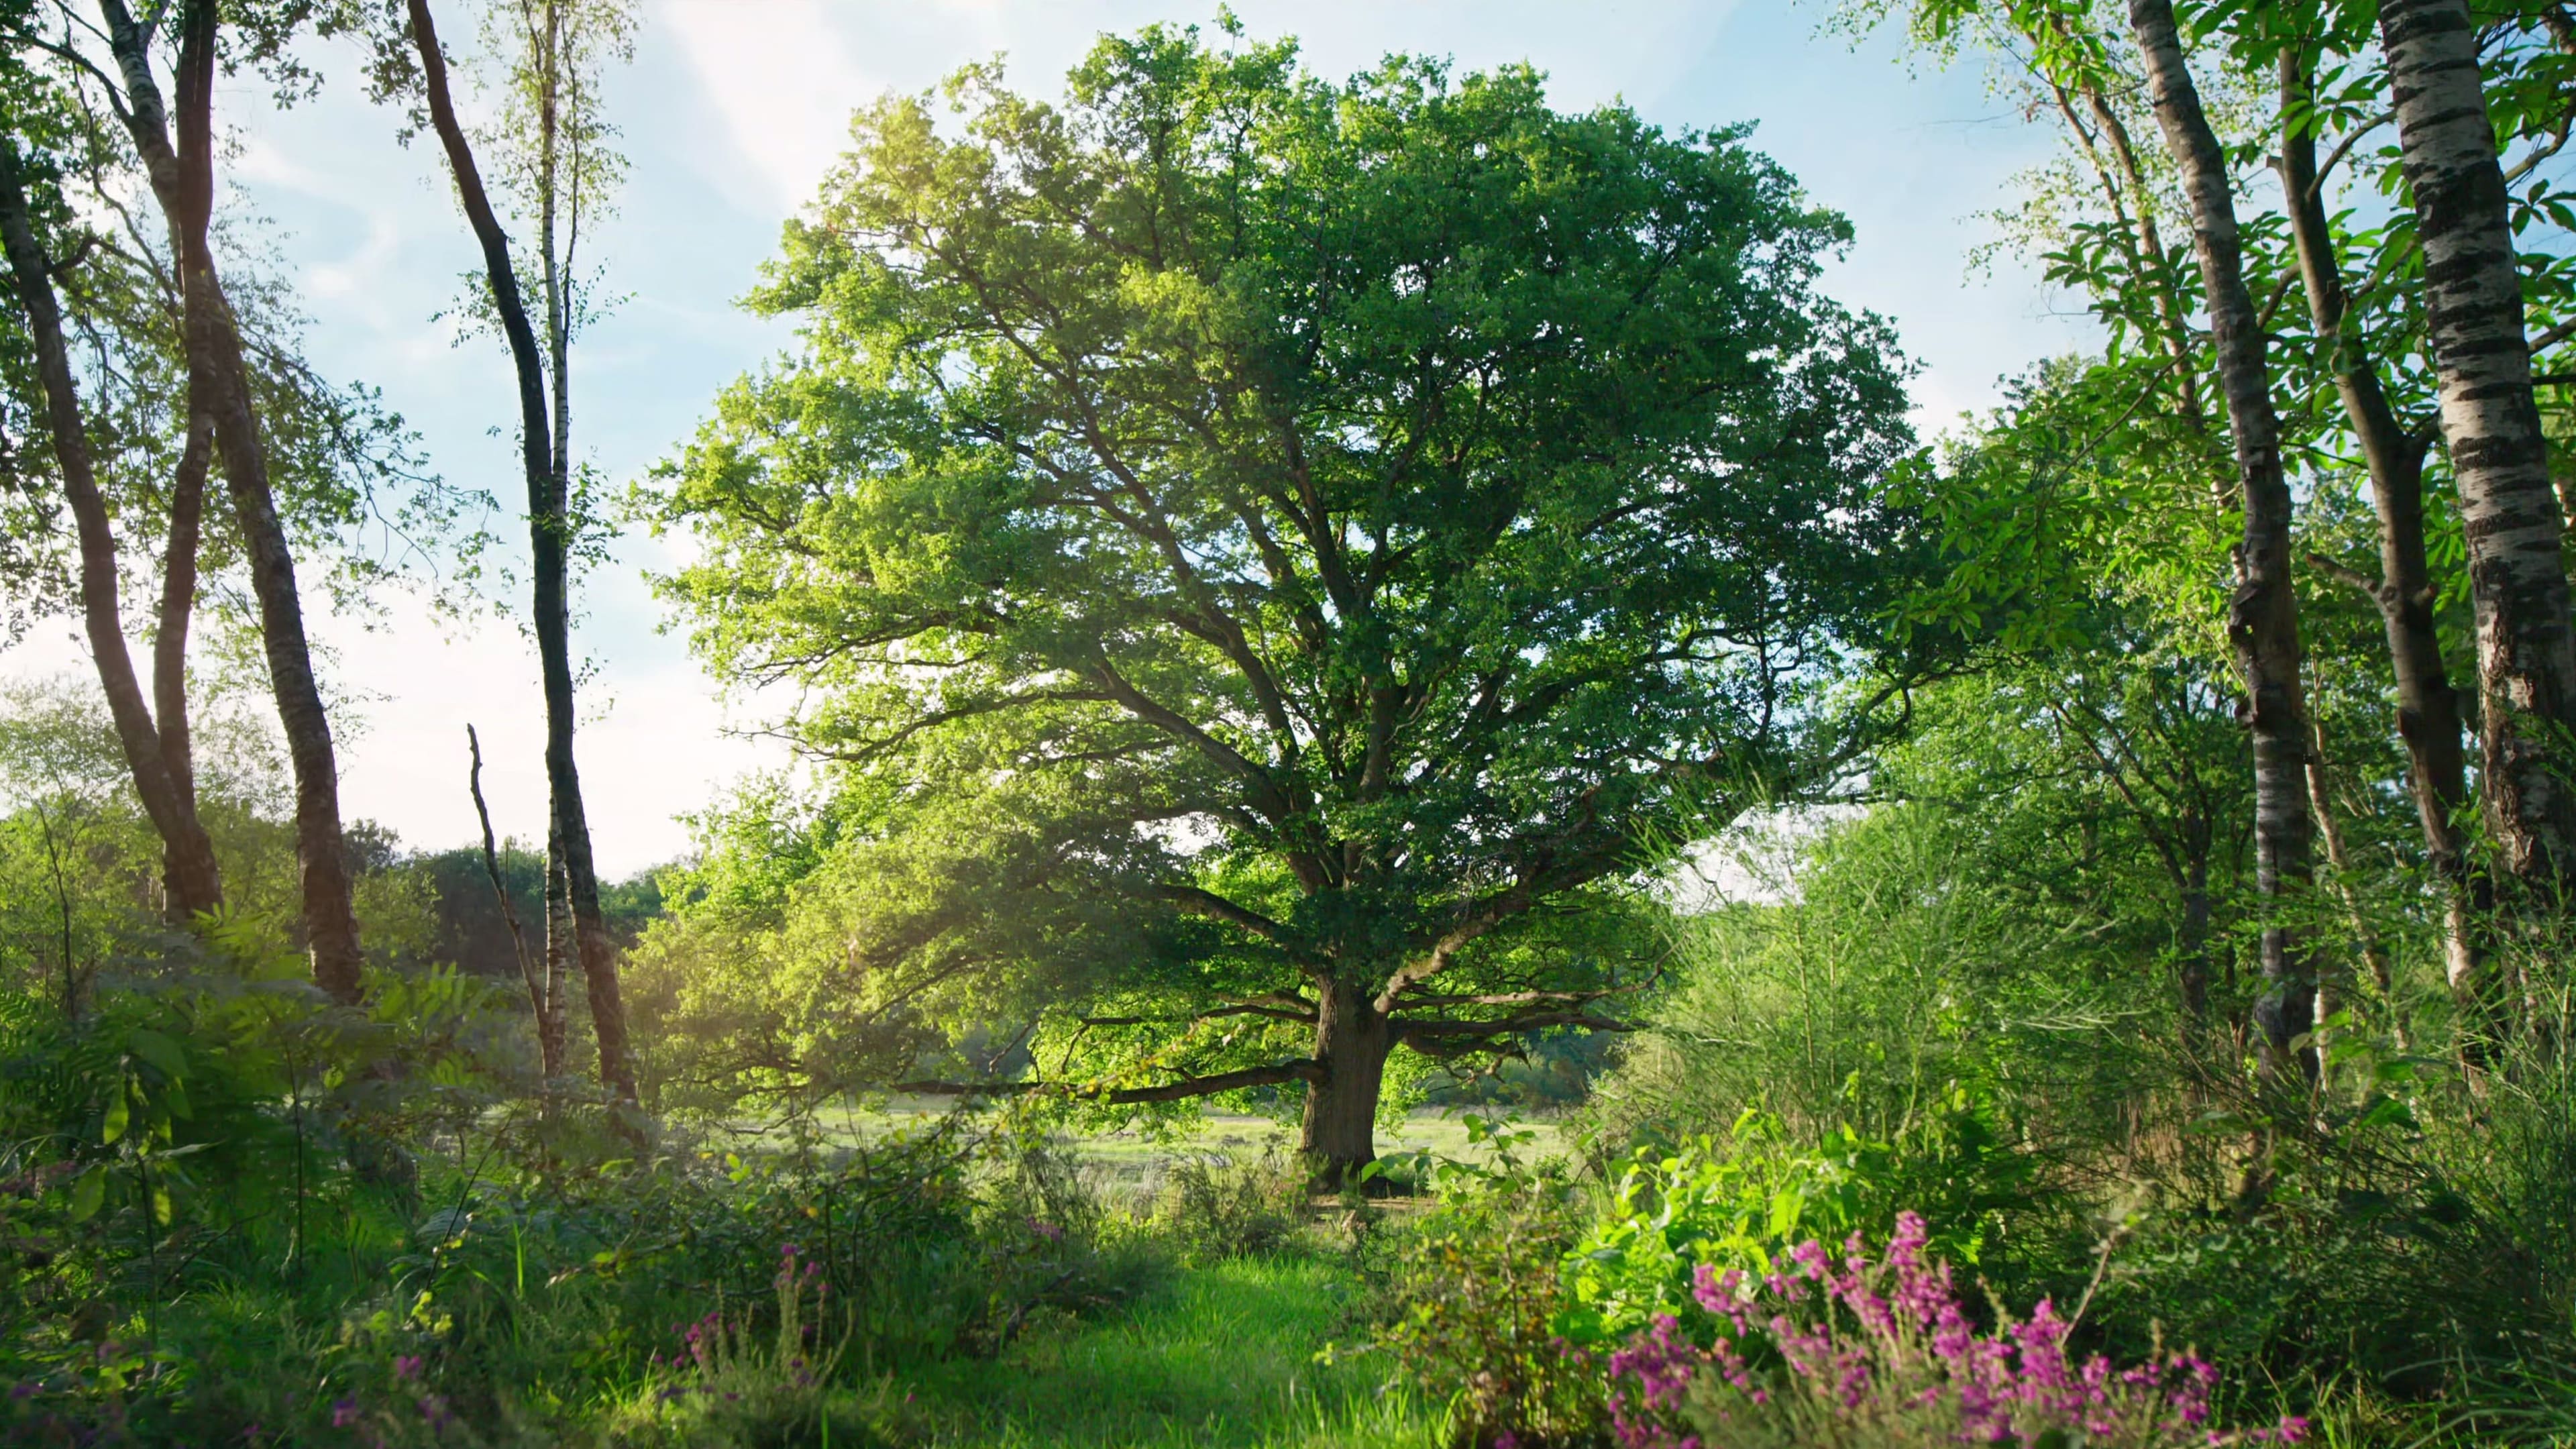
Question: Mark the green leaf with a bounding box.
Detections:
[67,1164,105,1223]
[102,1087,130,1145]
[125,1028,186,1081]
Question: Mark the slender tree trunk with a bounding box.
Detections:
[2379,0,2576,909]
[0,134,224,921]
[2127,0,2317,1081]
[1301,975,1391,1184]
[409,0,635,1102]
[154,409,212,920]
[2277,51,2488,1016]
[100,0,367,1003]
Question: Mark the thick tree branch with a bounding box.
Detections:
[1078,1000,1316,1027]
[1152,883,1296,947]
[893,1058,1324,1104]
[1394,1010,1639,1041]
[1389,981,1649,1014]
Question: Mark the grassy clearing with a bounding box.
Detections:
[890,1255,1432,1449]
[781,1105,1568,1194]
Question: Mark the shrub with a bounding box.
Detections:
[1362,1164,1607,1449]
[605,1243,888,1449]
[1562,1096,2032,1349]
[1152,1148,1307,1264]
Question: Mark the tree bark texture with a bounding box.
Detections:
[2379,0,2576,905]
[99,0,367,1003]
[2127,0,2317,1079]
[0,135,224,922]
[1300,976,1392,1184]
[2180,851,2213,1030]
[2277,52,2489,1014]
[407,0,633,1101]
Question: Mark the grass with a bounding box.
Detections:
[887,1255,1434,1448]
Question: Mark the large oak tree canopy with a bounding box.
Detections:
[653,26,1924,1173]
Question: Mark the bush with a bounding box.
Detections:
[1152,1148,1307,1264]
[1366,1168,1607,1449]
[1562,1094,2035,1349]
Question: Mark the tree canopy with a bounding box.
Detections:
[651,24,1928,1171]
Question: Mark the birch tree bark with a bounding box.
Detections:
[2125,0,2318,1079]
[2377,0,2576,907]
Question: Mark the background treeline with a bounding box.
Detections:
[0,677,669,1002]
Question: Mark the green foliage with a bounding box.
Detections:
[1561,1099,2032,1348]
[1359,1167,1607,1449]
[0,42,480,632]
[641,19,1929,1134]
[1150,1148,1308,1265]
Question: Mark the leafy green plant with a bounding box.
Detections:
[1562,1092,2031,1347]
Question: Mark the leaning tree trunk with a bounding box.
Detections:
[1301,976,1392,1185]
[2379,0,2576,914]
[101,0,368,1003]
[0,135,225,922]
[409,0,635,1102]
[2278,50,2488,1016]
[2127,0,2318,1081]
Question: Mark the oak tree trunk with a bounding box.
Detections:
[0,134,225,922]
[1300,977,1391,1185]
[2128,0,2318,1080]
[2278,51,2487,1016]
[101,0,368,1004]
[2379,0,2576,910]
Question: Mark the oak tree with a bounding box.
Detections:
[656,28,1924,1176]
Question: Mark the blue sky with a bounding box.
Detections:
[5,0,2091,874]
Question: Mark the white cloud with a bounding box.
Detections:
[659,0,890,214]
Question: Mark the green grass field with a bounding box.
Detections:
[792,1104,1568,1195]
[892,1256,1432,1448]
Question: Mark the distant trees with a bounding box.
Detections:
[653,27,1929,1177]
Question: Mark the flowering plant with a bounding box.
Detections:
[1607,1212,2310,1449]
[612,1241,848,1444]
